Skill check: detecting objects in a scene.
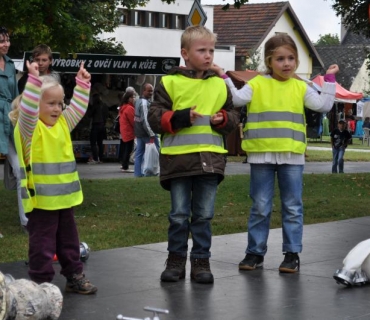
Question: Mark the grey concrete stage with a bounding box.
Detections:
[1,156,370,319]
[1,217,370,320]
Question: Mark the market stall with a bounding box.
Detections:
[312,75,364,137]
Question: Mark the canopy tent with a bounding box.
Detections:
[312,75,363,103]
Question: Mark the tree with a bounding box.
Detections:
[3,0,250,57]
[3,0,124,57]
[315,33,340,46]
[332,0,370,36]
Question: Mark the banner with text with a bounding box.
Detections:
[22,52,180,75]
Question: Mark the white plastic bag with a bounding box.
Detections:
[141,143,159,176]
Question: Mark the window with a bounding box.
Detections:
[175,15,185,30]
[148,12,159,28]
[162,13,171,28]
[118,9,130,25]
[135,11,145,26]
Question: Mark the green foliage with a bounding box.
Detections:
[84,38,127,55]
[3,0,122,56]
[332,0,369,37]
[3,0,252,57]
[315,33,340,46]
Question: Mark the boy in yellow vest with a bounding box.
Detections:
[148,25,239,284]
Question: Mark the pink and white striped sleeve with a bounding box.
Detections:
[63,78,91,132]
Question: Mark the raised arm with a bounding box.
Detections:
[63,62,91,131]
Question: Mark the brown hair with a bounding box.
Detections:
[32,44,53,60]
[120,90,134,105]
[264,34,299,74]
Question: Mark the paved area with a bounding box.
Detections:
[2,160,368,181]
[1,218,370,320]
[1,152,370,319]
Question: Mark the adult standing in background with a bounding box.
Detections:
[119,90,136,173]
[86,92,109,164]
[18,44,60,94]
[134,83,159,177]
[0,26,26,229]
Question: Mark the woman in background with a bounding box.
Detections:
[119,90,136,173]
[0,26,27,229]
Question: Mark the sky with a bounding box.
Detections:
[201,0,341,43]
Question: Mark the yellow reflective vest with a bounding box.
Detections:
[14,115,83,213]
[161,74,228,155]
[243,75,307,154]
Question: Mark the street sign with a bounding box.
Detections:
[187,0,207,26]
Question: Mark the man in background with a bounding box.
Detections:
[134,83,159,177]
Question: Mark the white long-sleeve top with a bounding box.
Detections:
[224,75,337,165]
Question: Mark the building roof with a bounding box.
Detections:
[341,30,370,46]
[313,29,370,90]
[213,1,323,68]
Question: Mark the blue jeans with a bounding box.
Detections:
[168,175,218,259]
[247,164,304,256]
[134,136,159,177]
[332,147,345,173]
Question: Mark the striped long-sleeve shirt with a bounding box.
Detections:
[18,74,91,164]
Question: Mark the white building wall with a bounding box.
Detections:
[101,0,234,71]
[253,12,313,79]
[350,60,370,95]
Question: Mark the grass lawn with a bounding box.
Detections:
[1,169,370,263]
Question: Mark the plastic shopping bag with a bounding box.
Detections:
[141,143,159,176]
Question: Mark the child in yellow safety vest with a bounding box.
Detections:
[211,33,339,274]
[12,60,97,294]
[148,25,239,284]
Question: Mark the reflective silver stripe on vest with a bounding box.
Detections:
[20,187,29,199]
[193,116,211,126]
[247,112,305,124]
[162,134,223,147]
[20,168,26,180]
[245,128,305,142]
[32,161,77,175]
[35,180,81,196]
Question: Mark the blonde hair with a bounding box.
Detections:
[9,76,64,126]
[9,95,22,126]
[181,25,217,50]
[264,34,299,74]
[40,75,64,100]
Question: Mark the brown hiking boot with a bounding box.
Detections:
[65,273,97,294]
[191,258,214,284]
[160,253,187,282]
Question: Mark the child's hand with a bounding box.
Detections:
[26,61,39,77]
[211,112,224,125]
[326,64,339,75]
[76,62,91,83]
[209,63,225,77]
[190,106,203,124]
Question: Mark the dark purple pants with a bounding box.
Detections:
[27,207,83,283]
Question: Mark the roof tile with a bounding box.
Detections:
[213,2,287,56]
